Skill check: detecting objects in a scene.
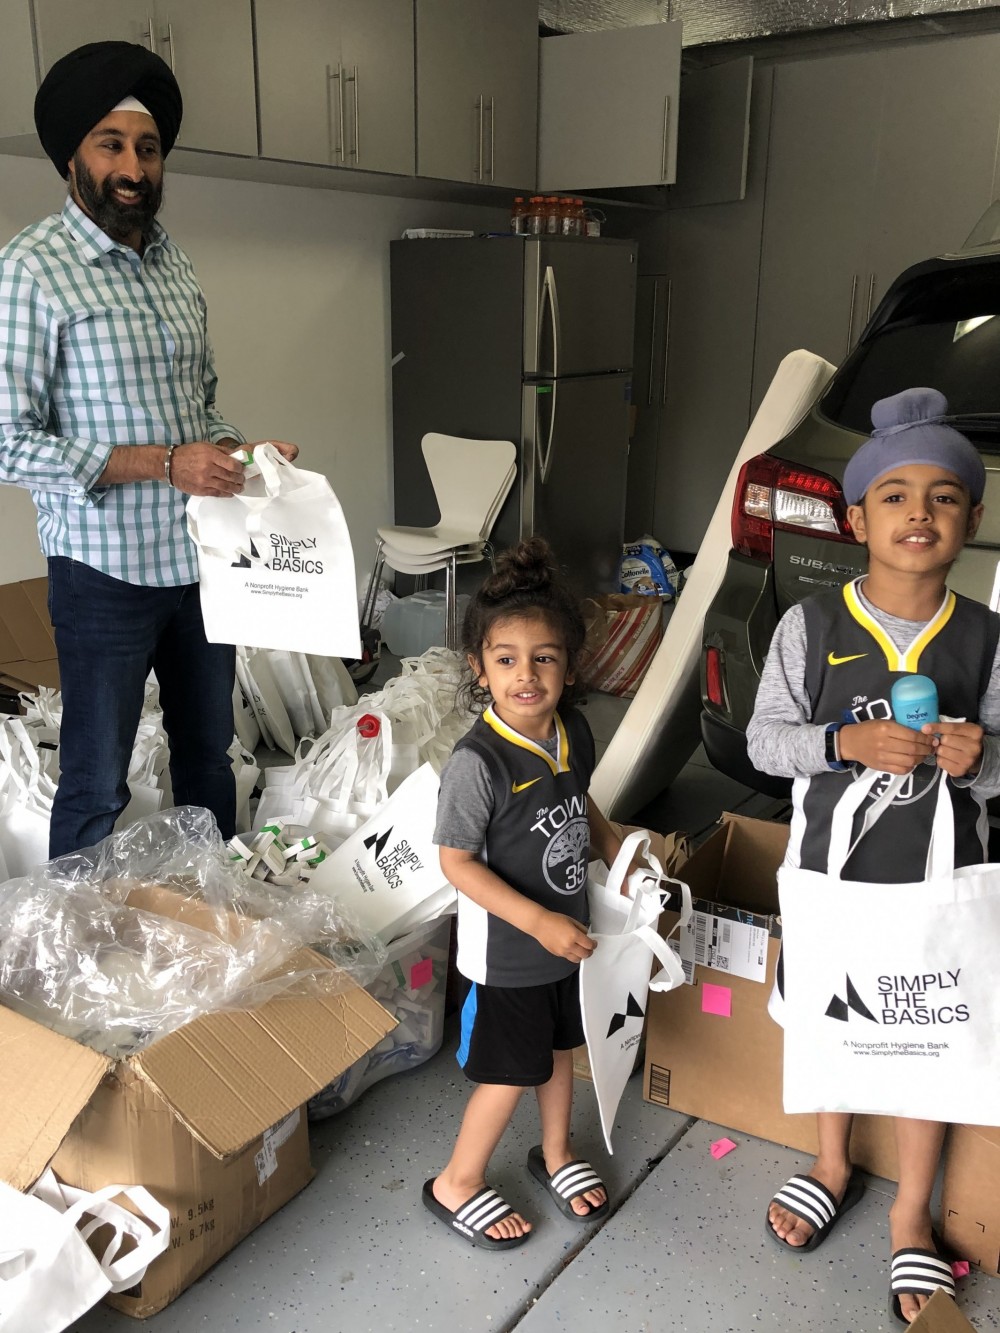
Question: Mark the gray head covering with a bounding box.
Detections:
[842,387,985,505]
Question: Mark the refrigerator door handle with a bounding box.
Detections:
[537,265,561,484]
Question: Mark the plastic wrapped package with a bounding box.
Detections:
[308,914,452,1119]
[0,806,387,1059]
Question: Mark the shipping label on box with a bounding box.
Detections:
[665,893,772,984]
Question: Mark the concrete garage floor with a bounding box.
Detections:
[70,726,999,1333]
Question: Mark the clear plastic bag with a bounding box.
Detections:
[0,805,386,1059]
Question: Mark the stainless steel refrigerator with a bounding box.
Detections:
[389,235,636,593]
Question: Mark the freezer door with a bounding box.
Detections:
[523,239,637,377]
[521,374,630,594]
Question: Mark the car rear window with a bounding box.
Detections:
[821,261,1000,439]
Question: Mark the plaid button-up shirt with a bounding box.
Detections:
[0,197,244,586]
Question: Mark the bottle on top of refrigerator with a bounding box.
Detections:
[510,196,528,235]
[561,198,584,237]
[527,196,546,235]
[545,197,562,235]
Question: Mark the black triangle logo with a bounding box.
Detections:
[363,827,392,859]
[606,991,645,1039]
[826,973,878,1023]
[232,537,261,569]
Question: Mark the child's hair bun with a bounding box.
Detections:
[482,537,555,603]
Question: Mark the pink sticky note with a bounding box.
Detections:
[702,983,732,1017]
[711,1137,737,1160]
[410,957,433,989]
[951,1260,971,1279]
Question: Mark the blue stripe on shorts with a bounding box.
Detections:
[457,983,478,1068]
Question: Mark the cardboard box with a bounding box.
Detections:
[0,887,395,1318]
[909,1288,976,1333]
[644,813,898,1180]
[0,576,58,691]
[942,1124,1000,1279]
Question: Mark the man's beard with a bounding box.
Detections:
[71,154,163,243]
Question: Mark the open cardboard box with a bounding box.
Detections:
[644,812,899,1178]
[645,812,1000,1283]
[0,883,395,1317]
[0,576,58,692]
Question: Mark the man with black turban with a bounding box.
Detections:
[0,42,298,856]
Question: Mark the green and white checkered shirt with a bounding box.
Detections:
[0,197,244,586]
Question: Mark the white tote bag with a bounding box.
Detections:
[0,1174,167,1332]
[187,443,362,657]
[580,830,692,1153]
[307,763,455,942]
[780,768,1000,1124]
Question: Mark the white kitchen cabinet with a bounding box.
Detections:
[256,0,414,177]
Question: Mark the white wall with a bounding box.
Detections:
[0,154,506,589]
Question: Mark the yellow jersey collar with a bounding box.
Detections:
[482,705,571,774]
[842,577,955,673]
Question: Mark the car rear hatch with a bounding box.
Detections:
[764,249,1000,617]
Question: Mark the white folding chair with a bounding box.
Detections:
[361,434,517,651]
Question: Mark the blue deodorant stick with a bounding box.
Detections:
[891,675,939,730]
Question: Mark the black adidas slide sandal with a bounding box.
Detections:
[890,1241,957,1325]
[422,1178,530,1250]
[766,1170,865,1252]
[526,1145,609,1223]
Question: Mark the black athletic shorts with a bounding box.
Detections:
[456,971,584,1086]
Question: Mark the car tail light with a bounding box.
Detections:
[731,454,856,561]
[705,645,725,708]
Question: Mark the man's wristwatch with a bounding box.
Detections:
[825,721,850,772]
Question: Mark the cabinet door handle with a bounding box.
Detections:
[845,273,859,357]
[164,20,175,73]
[488,96,495,182]
[661,279,672,408]
[865,272,876,325]
[647,280,659,408]
[327,65,345,164]
[144,14,155,52]
[476,94,484,182]
[351,65,359,164]
[661,95,671,182]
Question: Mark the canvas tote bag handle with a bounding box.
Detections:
[827,766,955,880]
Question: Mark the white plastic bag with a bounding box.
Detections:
[780,770,1000,1124]
[187,443,362,657]
[0,1173,168,1333]
[31,1169,169,1295]
[238,647,296,755]
[580,829,691,1153]
[307,763,455,942]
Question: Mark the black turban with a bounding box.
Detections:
[34,41,183,178]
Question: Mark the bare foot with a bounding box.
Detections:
[432,1174,531,1240]
[889,1204,938,1324]
[768,1159,853,1247]
[542,1148,607,1216]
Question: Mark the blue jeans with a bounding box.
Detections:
[47,557,236,857]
